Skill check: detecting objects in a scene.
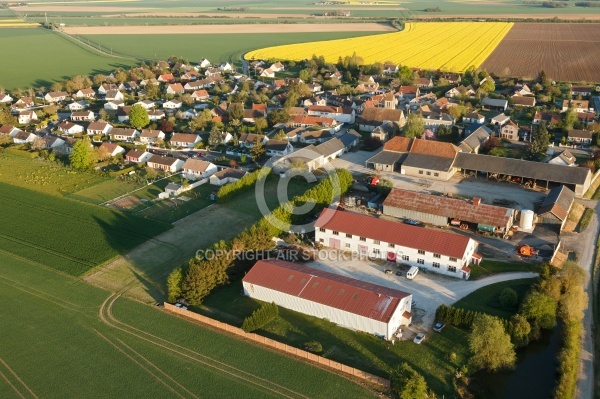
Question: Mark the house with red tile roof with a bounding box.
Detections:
[242,259,413,340]
[315,209,479,280]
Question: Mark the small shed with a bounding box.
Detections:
[537,185,575,230]
[164,182,182,197]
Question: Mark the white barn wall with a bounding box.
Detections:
[315,229,477,280]
[242,281,411,339]
[383,206,448,227]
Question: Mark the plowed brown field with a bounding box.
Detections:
[481,23,600,82]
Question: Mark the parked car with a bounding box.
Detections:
[396,271,402,276]
[433,322,446,332]
[413,333,425,344]
[411,300,417,308]
[404,219,421,226]
[384,269,393,275]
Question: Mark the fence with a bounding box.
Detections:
[163,303,390,389]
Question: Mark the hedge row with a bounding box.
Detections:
[241,302,279,332]
[216,167,270,203]
[553,321,582,399]
[435,305,483,329]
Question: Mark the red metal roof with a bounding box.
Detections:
[243,259,410,323]
[315,209,473,259]
[383,189,513,228]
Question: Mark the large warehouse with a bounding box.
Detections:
[242,259,413,340]
[315,209,479,280]
[382,188,516,234]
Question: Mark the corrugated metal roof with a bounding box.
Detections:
[315,209,473,259]
[383,188,513,228]
[366,150,407,166]
[538,185,575,221]
[243,259,410,323]
[402,153,454,172]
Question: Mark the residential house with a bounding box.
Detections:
[75,88,96,99]
[148,109,166,121]
[441,73,461,84]
[500,120,520,141]
[100,142,125,157]
[221,131,233,144]
[371,121,396,142]
[198,58,211,69]
[44,91,69,103]
[481,98,508,111]
[290,115,336,128]
[265,140,294,156]
[18,110,38,125]
[418,110,454,132]
[571,85,593,97]
[166,83,185,95]
[71,110,95,122]
[562,100,589,113]
[139,129,165,144]
[463,112,485,124]
[567,129,593,145]
[57,121,84,135]
[260,68,275,78]
[135,100,155,110]
[157,73,175,83]
[0,93,13,103]
[0,125,20,137]
[104,100,124,111]
[339,130,361,149]
[382,63,399,75]
[191,89,209,101]
[181,159,218,180]
[105,90,124,102]
[170,133,201,148]
[533,111,562,129]
[209,168,247,186]
[39,135,65,150]
[163,100,182,110]
[414,77,433,89]
[513,84,533,97]
[111,128,140,142]
[408,93,437,110]
[116,106,131,123]
[273,145,324,173]
[67,101,89,111]
[98,83,118,95]
[299,130,333,144]
[577,111,596,127]
[239,133,267,148]
[490,113,511,127]
[397,86,419,100]
[146,155,184,172]
[125,149,152,164]
[315,138,345,161]
[458,125,491,154]
[548,150,576,167]
[218,62,233,72]
[357,108,405,132]
[307,105,355,124]
[11,97,34,111]
[12,131,36,144]
[512,95,536,108]
[270,62,285,72]
[87,121,113,136]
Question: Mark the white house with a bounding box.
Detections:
[163,100,183,110]
[139,129,165,144]
[0,125,20,137]
[265,140,294,156]
[166,83,185,95]
[198,58,211,69]
[260,68,275,78]
[125,149,153,164]
[87,121,112,136]
[104,90,124,102]
[71,110,95,122]
[270,62,285,72]
[110,127,140,142]
[135,100,155,110]
[104,100,124,111]
[57,121,84,135]
[242,259,413,340]
[209,168,247,186]
[148,109,166,121]
[18,110,38,125]
[181,159,218,180]
[146,155,184,172]
[307,105,355,124]
[170,133,201,148]
[0,93,13,103]
[12,130,36,144]
[218,62,233,72]
[315,209,480,280]
[100,142,126,157]
[75,88,96,99]
[44,91,69,103]
[67,101,89,112]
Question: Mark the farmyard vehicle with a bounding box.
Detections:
[433,322,446,332]
[413,333,425,344]
[406,266,419,280]
[384,269,393,275]
[404,219,421,226]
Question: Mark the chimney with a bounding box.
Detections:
[472,197,481,206]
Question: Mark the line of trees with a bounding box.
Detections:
[241,302,279,332]
[216,167,271,203]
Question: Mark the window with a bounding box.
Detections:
[418,170,423,175]
[373,249,380,255]
[346,233,352,238]
[319,228,325,232]
[417,259,424,265]
[418,250,425,255]
[448,266,457,273]
[433,253,441,259]
[402,255,409,261]
[433,262,440,268]
[373,240,380,245]
[332,230,339,236]
[388,243,395,248]
[434,173,439,177]
[449,257,457,262]
[319,238,324,243]
[359,237,366,242]
[426,171,431,176]
[345,243,351,248]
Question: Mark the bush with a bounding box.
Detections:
[241,302,279,332]
[216,167,270,203]
[499,287,519,309]
[390,363,429,399]
[304,341,323,353]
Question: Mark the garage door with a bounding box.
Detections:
[329,238,340,249]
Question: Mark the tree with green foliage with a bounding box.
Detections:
[480,80,495,93]
[241,302,279,332]
[274,129,287,140]
[403,113,425,139]
[528,122,550,160]
[390,363,429,399]
[267,109,290,126]
[167,267,184,303]
[509,314,531,348]
[189,109,213,132]
[396,65,413,85]
[469,314,516,371]
[250,138,266,161]
[521,289,557,329]
[304,341,323,353]
[254,116,268,134]
[499,287,519,309]
[228,102,244,122]
[562,107,578,133]
[129,104,149,129]
[69,137,97,170]
[208,126,222,147]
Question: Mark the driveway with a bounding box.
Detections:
[332,151,546,210]
[305,256,537,329]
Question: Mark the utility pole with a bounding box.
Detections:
[45,13,48,24]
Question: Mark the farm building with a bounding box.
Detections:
[382,188,515,234]
[315,209,479,280]
[209,168,247,186]
[458,125,491,154]
[454,153,592,198]
[537,185,575,231]
[273,145,324,173]
[242,259,413,340]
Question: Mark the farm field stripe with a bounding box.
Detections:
[0,369,25,399]
[100,294,311,399]
[0,358,39,399]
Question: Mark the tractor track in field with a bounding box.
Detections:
[99,293,312,399]
[0,358,39,399]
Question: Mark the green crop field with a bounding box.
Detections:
[80,31,383,66]
[0,28,134,90]
[0,251,377,399]
[67,178,143,204]
[0,182,170,275]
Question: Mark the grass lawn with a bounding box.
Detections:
[0,182,170,276]
[0,251,377,399]
[0,28,134,90]
[469,260,541,280]
[135,184,213,223]
[67,178,143,204]
[199,280,470,397]
[453,278,535,319]
[81,31,382,67]
[564,201,586,232]
[578,207,595,232]
[0,153,109,196]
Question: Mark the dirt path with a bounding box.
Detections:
[10,5,156,12]
[63,22,394,35]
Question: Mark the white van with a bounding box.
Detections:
[406,266,419,280]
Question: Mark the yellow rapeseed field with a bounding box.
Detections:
[0,19,39,28]
[246,22,514,73]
